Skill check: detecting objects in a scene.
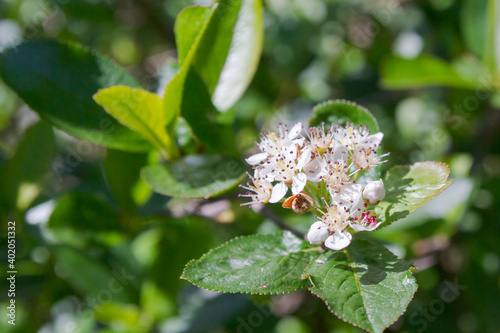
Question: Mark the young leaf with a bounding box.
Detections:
[93,86,175,157]
[380,55,478,90]
[141,155,245,199]
[181,231,314,294]
[305,239,417,333]
[374,161,453,228]
[309,100,379,133]
[0,38,152,152]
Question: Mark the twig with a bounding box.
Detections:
[257,205,305,240]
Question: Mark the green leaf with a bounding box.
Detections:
[48,192,120,231]
[380,55,478,90]
[305,239,417,333]
[93,86,176,157]
[166,0,263,149]
[141,154,245,199]
[461,0,488,59]
[0,121,56,211]
[309,100,379,133]
[181,231,314,294]
[374,161,453,228]
[193,0,264,111]
[103,149,149,211]
[0,38,152,152]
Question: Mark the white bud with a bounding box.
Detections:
[307,222,329,244]
[362,179,385,204]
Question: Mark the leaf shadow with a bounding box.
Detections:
[329,239,412,286]
[378,165,414,222]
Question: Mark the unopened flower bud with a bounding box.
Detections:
[307,222,329,244]
[362,179,385,204]
[282,191,314,215]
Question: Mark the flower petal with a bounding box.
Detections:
[324,230,352,250]
[333,144,349,163]
[303,157,325,182]
[349,221,382,232]
[307,221,329,244]
[297,146,312,169]
[245,152,268,165]
[291,172,307,195]
[288,122,303,140]
[269,182,288,203]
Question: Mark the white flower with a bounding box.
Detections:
[307,221,329,244]
[349,211,381,231]
[331,183,365,220]
[307,123,334,153]
[362,179,385,204]
[324,230,352,250]
[239,174,273,207]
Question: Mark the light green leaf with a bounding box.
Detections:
[374,161,453,228]
[0,38,152,152]
[94,86,174,156]
[461,0,488,59]
[181,231,314,294]
[305,239,417,333]
[380,55,479,90]
[141,154,245,199]
[309,100,379,133]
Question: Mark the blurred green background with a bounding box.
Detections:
[0,0,499,332]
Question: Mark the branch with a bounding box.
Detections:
[256,205,305,240]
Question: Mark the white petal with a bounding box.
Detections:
[333,144,349,163]
[307,221,329,244]
[296,146,312,169]
[362,179,385,204]
[324,230,352,250]
[245,152,268,165]
[291,172,307,195]
[288,122,303,140]
[360,132,383,148]
[269,182,288,203]
[349,195,365,220]
[303,157,325,182]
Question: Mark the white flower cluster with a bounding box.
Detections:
[240,122,389,250]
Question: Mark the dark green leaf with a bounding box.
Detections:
[374,162,453,228]
[0,38,152,152]
[48,192,120,231]
[103,149,149,211]
[306,239,417,333]
[0,121,55,211]
[141,154,245,199]
[181,231,314,294]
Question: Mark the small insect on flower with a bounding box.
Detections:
[282,191,314,215]
[241,120,390,250]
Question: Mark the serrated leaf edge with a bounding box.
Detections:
[180,231,313,295]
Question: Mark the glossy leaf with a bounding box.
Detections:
[0,38,152,152]
[196,0,264,111]
[309,100,379,133]
[374,162,453,228]
[181,231,314,294]
[141,154,245,199]
[305,239,417,333]
[93,86,174,155]
[380,55,478,90]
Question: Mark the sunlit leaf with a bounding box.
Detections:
[182,231,314,294]
[306,239,417,333]
[374,161,453,228]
